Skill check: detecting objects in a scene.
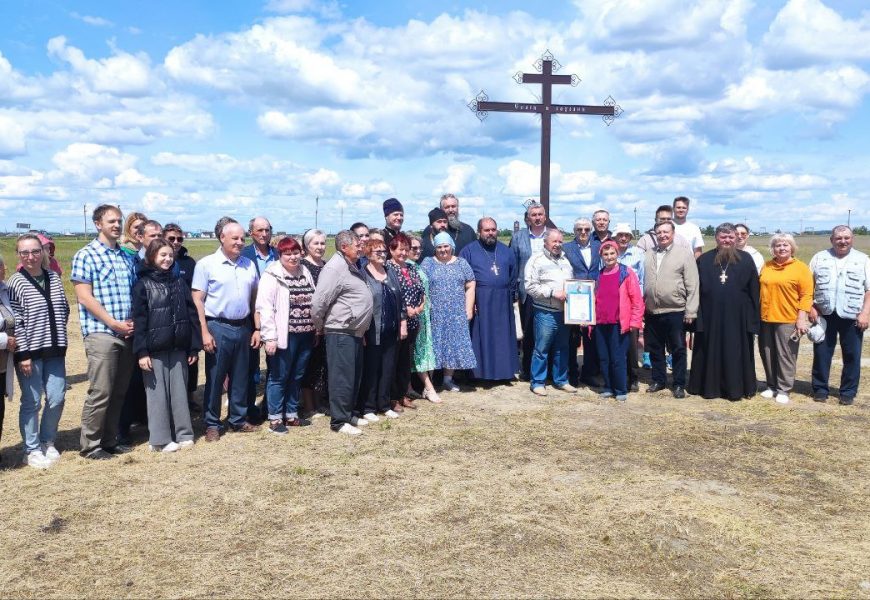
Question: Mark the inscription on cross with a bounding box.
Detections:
[469,50,622,217]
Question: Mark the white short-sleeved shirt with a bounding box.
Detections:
[674,221,704,252]
[192,248,259,319]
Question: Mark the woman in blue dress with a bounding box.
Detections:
[421,232,476,392]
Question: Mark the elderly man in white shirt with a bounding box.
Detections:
[524,229,576,397]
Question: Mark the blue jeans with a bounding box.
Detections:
[17,356,66,454]
[203,321,252,429]
[265,332,314,420]
[531,307,570,389]
[812,311,864,399]
[595,323,629,396]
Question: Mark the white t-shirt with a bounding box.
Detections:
[674,221,704,253]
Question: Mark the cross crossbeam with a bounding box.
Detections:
[469,50,622,216]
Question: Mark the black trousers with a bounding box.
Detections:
[358,336,398,415]
[119,365,147,440]
[0,370,5,447]
[569,325,601,386]
[391,328,419,402]
[520,296,535,378]
[626,329,639,386]
[326,333,364,430]
[644,311,687,388]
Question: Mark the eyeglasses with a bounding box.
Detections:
[166,236,184,242]
[372,249,388,256]
[575,228,591,232]
[409,246,421,252]
[18,249,43,257]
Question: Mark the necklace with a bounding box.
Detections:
[719,265,729,284]
[482,243,499,276]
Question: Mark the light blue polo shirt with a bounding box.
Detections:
[191,248,259,320]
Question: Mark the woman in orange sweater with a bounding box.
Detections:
[758,233,813,404]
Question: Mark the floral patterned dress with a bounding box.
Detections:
[421,256,477,370]
[411,261,436,373]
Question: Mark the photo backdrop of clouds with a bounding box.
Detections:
[0,0,868,234]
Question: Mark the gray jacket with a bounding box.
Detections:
[642,244,699,318]
[311,253,374,337]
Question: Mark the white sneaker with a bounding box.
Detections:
[775,393,790,404]
[178,440,194,449]
[555,383,578,393]
[350,416,369,427]
[362,412,380,423]
[337,423,363,436]
[23,450,52,469]
[760,388,775,399]
[531,386,548,396]
[43,444,60,462]
[149,442,180,453]
[383,409,400,419]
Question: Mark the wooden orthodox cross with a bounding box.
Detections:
[469,50,621,216]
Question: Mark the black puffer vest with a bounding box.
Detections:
[140,268,194,354]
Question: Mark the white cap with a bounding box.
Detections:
[807,317,826,344]
[613,223,633,237]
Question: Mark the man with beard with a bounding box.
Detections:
[437,193,478,255]
[382,198,404,248]
[460,217,519,382]
[420,207,450,261]
[511,201,550,380]
[688,223,760,400]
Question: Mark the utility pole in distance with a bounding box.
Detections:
[83,204,87,237]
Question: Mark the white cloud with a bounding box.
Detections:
[577,0,752,50]
[47,36,157,97]
[435,164,476,195]
[142,191,169,212]
[763,0,870,68]
[71,13,114,27]
[0,115,27,157]
[49,143,159,188]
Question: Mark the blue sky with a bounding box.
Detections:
[1,0,869,235]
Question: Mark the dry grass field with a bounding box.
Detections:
[0,233,868,598]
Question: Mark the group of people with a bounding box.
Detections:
[0,194,866,467]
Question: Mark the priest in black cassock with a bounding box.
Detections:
[459,217,519,381]
[688,223,760,400]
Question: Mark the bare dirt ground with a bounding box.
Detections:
[1,308,868,599]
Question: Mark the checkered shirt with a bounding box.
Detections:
[70,239,136,337]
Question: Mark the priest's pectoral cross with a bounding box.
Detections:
[719,271,728,284]
[491,263,499,276]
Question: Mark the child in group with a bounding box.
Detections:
[132,238,202,452]
[595,240,645,402]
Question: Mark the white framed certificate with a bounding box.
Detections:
[564,279,596,325]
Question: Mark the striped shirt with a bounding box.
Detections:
[70,239,136,337]
[7,269,70,361]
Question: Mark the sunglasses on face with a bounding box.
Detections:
[372,249,388,255]
[575,228,591,232]
[166,236,183,242]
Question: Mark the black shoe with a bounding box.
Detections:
[839,396,854,406]
[647,382,667,393]
[406,390,423,401]
[814,393,829,403]
[103,444,132,455]
[629,382,639,393]
[82,448,116,460]
[672,386,686,399]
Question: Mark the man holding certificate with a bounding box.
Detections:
[524,230,576,396]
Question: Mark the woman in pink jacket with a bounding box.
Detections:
[255,237,317,434]
[595,241,644,401]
